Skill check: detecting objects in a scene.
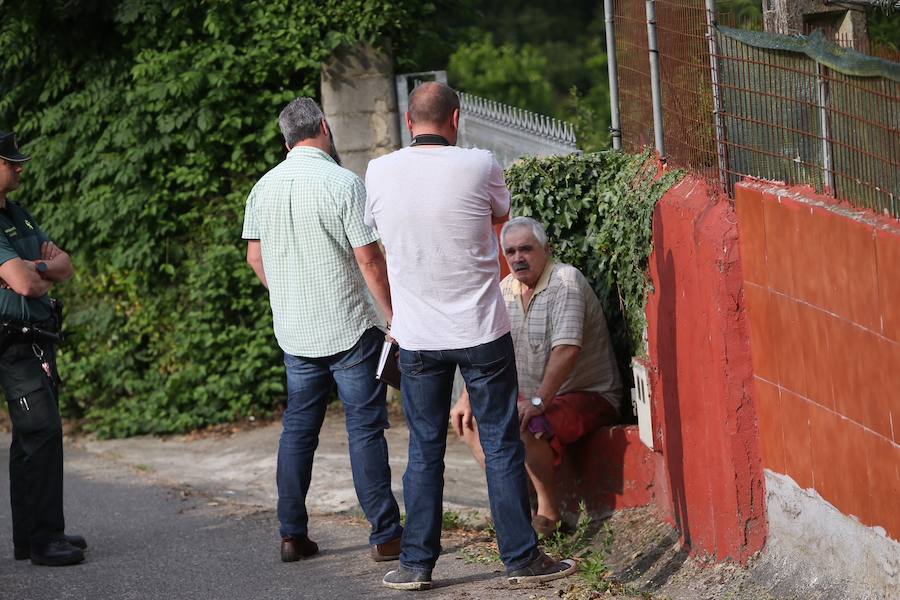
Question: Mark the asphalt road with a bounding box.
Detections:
[0,438,559,600]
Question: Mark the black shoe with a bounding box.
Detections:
[507,551,577,585]
[281,535,319,562]
[14,534,87,561]
[382,566,433,591]
[30,540,85,567]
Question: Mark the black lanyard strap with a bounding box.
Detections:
[410,134,451,147]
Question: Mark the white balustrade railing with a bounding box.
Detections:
[458,91,578,146]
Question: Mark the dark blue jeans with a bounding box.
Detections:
[277,327,401,545]
[397,333,538,572]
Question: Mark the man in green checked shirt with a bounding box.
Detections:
[242,98,402,564]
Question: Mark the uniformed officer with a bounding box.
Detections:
[0,131,86,566]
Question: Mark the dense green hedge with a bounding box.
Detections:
[506,151,683,385]
[1,1,431,437]
[2,4,681,437]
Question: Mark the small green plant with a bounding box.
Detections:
[460,543,501,565]
[458,502,628,594]
[484,520,496,537]
[578,550,611,591]
[600,521,615,553]
[537,504,627,594]
[539,501,594,558]
[442,510,467,530]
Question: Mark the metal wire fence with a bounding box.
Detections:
[613,0,900,217]
[614,1,731,178]
[717,29,900,214]
[805,22,900,62]
[655,1,720,179]
[615,1,654,153]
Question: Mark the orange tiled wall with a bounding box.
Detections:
[735,181,900,541]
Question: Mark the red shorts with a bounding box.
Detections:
[543,391,619,465]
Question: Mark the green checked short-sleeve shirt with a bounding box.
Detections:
[242,147,380,357]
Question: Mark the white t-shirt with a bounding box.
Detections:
[364,146,511,351]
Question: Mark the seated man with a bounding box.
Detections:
[451,216,623,536]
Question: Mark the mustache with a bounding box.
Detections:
[512,261,529,271]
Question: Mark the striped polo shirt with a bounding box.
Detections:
[501,261,623,412]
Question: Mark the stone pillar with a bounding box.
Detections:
[762,0,869,49]
[320,43,401,179]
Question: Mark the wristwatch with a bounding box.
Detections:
[36,261,48,274]
[530,396,545,411]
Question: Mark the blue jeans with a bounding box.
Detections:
[277,327,401,545]
[397,333,538,572]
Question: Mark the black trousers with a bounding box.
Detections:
[0,340,65,549]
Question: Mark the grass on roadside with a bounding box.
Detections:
[458,501,651,596]
[400,509,485,531]
[442,509,467,530]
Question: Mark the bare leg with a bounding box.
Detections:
[521,432,560,523]
[458,419,486,469]
[461,423,559,522]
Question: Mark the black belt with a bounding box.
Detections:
[0,320,61,354]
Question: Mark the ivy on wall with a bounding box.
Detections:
[2,2,681,437]
[1,1,432,438]
[505,151,683,383]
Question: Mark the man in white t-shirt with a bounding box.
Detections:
[365,82,575,591]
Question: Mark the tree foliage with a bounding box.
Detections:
[448,35,555,115]
[0,0,428,437]
[869,9,900,53]
[716,0,764,29]
[437,0,612,151]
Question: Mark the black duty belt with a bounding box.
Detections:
[0,321,61,354]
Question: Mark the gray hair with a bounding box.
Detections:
[501,216,548,248]
[279,98,325,147]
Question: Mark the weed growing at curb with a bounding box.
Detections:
[458,502,653,596]
[460,542,502,565]
[442,509,467,530]
[540,501,595,559]
[402,509,485,532]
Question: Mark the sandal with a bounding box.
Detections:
[532,515,577,537]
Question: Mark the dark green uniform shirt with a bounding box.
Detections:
[0,201,52,322]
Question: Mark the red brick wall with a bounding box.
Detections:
[735,181,900,541]
[644,176,767,562]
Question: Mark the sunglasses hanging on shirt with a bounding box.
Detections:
[410,134,451,147]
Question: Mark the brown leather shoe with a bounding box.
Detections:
[281,535,319,562]
[370,536,401,562]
